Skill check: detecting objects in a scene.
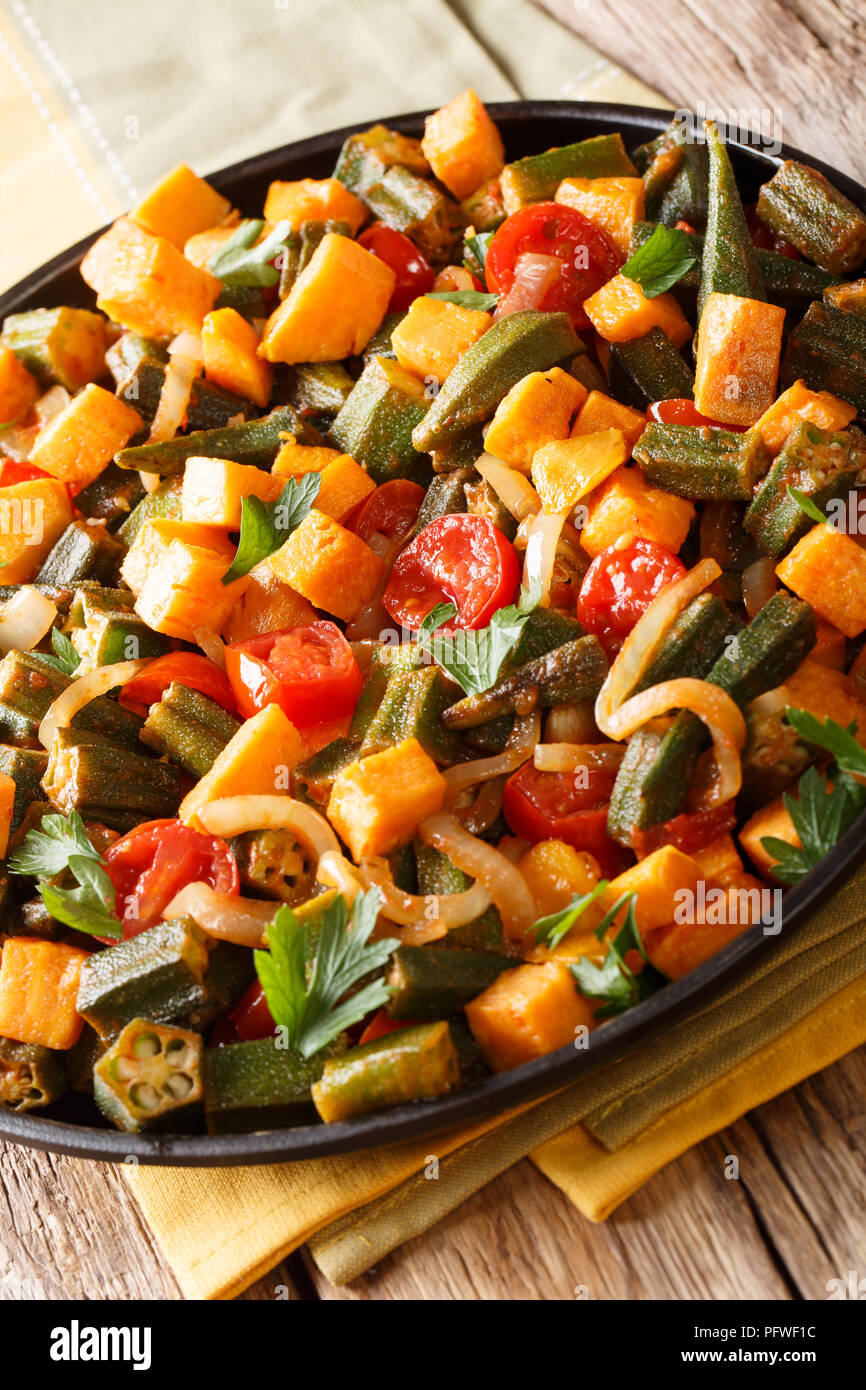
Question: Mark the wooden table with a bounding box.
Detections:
[3,0,866,1302]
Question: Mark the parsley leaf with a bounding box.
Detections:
[787,486,828,526]
[532,880,610,950]
[254,889,399,1058]
[426,290,499,311]
[209,218,294,288]
[222,471,321,583]
[620,225,698,298]
[569,892,667,1019]
[39,627,82,676]
[416,579,542,697]
[463,229,495,285]
[784,708,866,778]
[8,810,122,939]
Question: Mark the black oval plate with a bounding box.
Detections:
[1,100,863,1165]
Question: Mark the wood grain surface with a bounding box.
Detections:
[2,0,865,1302]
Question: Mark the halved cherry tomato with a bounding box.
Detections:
[358,225,436,312]
[632,803,736,859]
[745,203,801,259]
[225,620,362,727]
[674,219,697,235]
[229,981,276,1041]
[119,652,237,714]
[104,818,239,939]
[383,513,520,631]
[577,538,686,652]
[358,1009,423,1046]
[0,460,49,486]
[485,203,620,330]
[348,479,425,544]
[503,762,631,877]
[647,398,746,431]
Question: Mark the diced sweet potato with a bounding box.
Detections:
[691,833,746,888]
[180,704,306,830]
[809,619,847,670]
[131,164,232,248]
[0,478,73,583]
[263,177,367,234]
[267,509,385,621]
[0,771,16,858]
[584,273,692,348]
[272,437,345,477]
[327,738,446,860]
[694,292,786,426]
[531,429,628,513]
[0,347,39,424]
[466,962,595,1071]
[29,383,142,489]
[184,226,235,270]
[81,217,221,337]
[519,838,603,919]
[555,176,645,258]
[739,797,800,880]
[201,307,273,408]
[484,367,587,472]
[221,560,316,642]
[571,389,647,451]
[124,522,249,641]
[421,89,505,201]
[754,378,857,455]
[579,465,695,557]
[260,233,395,364]
[776,523,866,637]
[784,658,866,745]
[312,454,376,524]
[646,914,752,980]
[121,518,231,595]
[391,295,492,383]
[181,456,283,529]
[0,937,89,1050]
[602,844,701,934]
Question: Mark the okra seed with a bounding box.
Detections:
[132,1033,161,1059]
[164,1040,189,1068]
[164,1072,194,1100]
[130,1083,161,1111]
[114,1057,137,1082]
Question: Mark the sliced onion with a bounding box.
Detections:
[149,353,198,444]
[534,742,626,773]
[358,855,489,933]
[162,881,275,947]
[197,795,340,860]
[452,776,505,835]
[193,626,227,669]
[345,594,391,641]
[601,677,746,808]
[433,266,475,292]
[476,455,541,520]
[747,685,790,719]
[494,252,562,320]
[0,422,38,461]
[419,812,536,943]
[0,587,57,654]
[545,700,597,743]
[38,658,151,749]
[595,558,721,738]
[316,849,362,903]
[35,385,70,427]
[523,510,565,606]
[742,557,777,620]
[169,331,203,365]
[444,712,539,799]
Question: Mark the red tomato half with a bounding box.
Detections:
[226,620,362,728]
[0,460,49,486]
[647,398,746,432]
[104,819,239,939]
[348,479,425,544]
[503,762,630,877]
[358,225,436,311]
[119,653,236,713]
[383,513,520,631]
[485,203,620,330]
[358,1009,424,1046]
[230,981,276,1041]
[632,803,736,860]
[745,204,801,259]
[577,539,686,652]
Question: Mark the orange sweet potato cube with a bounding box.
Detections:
[312,454,376,524]
[260,234,395,364]
[263,177,367,234]
[739,798,800,880]
[776,523,866,637]
[484,367,587,472]
[0,771,16,858]
[81,217,221,337]
[571,390,647,451]
[783,659,866,745]
[122,521,249,640]
[0,937,89,1050]
[29,383,142,489]
[221,561,316,642]
[754,378,857,454]
[131,164,232,248]
[584,273,692,348]
[466,962,595,1071]
[555,176,645,258]
[0,347,39,424]
[272,438,345,477]
[602,845,702,934]
[327,738,447,860]
[392,295,492,383]
[180,704,306,830]
[201,307,273,408]
[181,456,283,528]
[579,465,695,557]
[531,429,628,513]
[267,509,385,621]
[0,478,73,582]
[694,292,786,426]
[421,89,505,201]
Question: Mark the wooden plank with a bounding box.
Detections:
[536,0,866,182]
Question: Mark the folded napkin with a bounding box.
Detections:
[126,860,866,1296]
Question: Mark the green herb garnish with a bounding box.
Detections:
[9,810,121,939]
[532,880,610,951]
[620,225,697,298]
[426,290,498,312]
[463,229,495,285]
[569,892,667,1019]
[787,486,828,526]
[416,579,542,697]
[222,471,321,583]
[39,628,82,676]
[209,218,294,288]
[255,889,399,1059]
